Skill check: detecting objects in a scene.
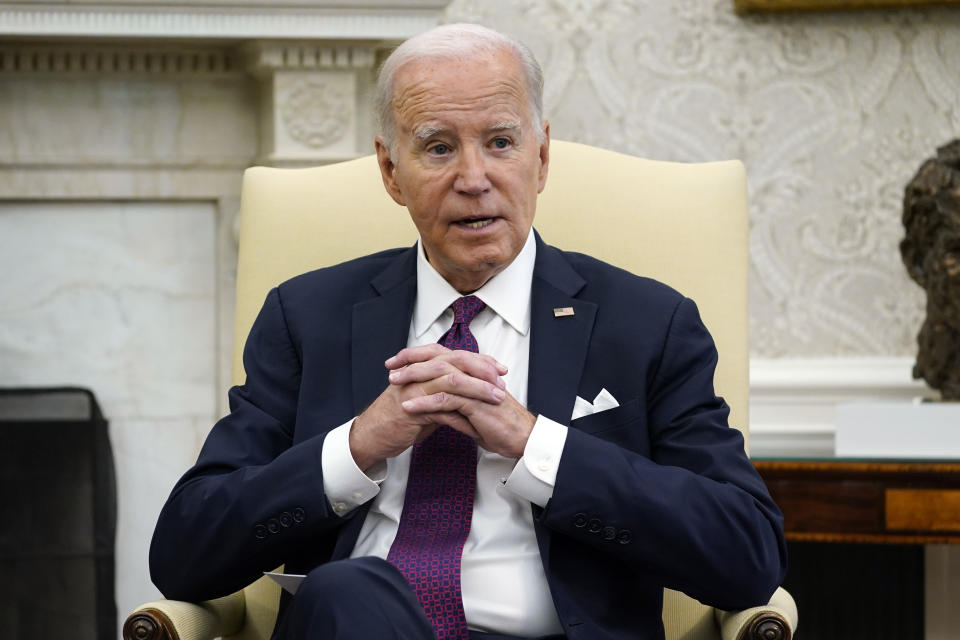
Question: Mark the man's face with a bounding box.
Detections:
[375,48,550,293]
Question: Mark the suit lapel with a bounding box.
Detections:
[527,235,597,426]
[351,247,418,417]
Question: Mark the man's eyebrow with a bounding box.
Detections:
[489,121,521,133]
[412,121,521,141]
[413,125,447,141]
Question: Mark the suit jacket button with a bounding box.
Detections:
[254,524,268,540]
[267,518,281,534]
[279,512,293,527]
[617,529,632,545]
[602,526,617,541]
[573,513,588,528]
[587,518,602,534]
[292,507,306,523]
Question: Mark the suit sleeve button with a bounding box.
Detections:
[292,507,306,523]
[266,518,281,534]
[602,526,617,541]
[617,529,632,545]
[587,518,602,534]
[279,512,293,527]
[254,524,268,540]
[573,513,587,527]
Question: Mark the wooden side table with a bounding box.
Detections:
[753,459,960,544]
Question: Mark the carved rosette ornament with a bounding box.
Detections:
[279,79,351,149]
[901,139,960,400]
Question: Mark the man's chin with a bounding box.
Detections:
[435,256,512,293]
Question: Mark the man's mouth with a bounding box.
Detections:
[455,217,496,229]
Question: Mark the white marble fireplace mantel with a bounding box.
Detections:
[0,0,454,165]
[0,1,451,40]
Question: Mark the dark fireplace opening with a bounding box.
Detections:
[0,388,116,640]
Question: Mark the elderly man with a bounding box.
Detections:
[150,23,786,640]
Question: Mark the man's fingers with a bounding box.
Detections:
[402,392,494,417]
[385,343,448,369]
[390,366,505,403]
[387,358,456,384]
[386,345,508,379]
[399,395,483,441]
[388,350,507,390]
[402,392,455,414]
[444,350,508,385]
[401,390,536,458]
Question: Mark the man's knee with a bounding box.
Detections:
[297,556,405,601]
[277,557,433,640]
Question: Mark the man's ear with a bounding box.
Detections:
[537,122,550,194]
[375,136,406,207]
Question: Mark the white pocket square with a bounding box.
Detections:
[571,388,619,421]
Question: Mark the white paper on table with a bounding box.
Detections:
[264,571,306,594]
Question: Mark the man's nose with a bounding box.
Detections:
[453,147,492,195]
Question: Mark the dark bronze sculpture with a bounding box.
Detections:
[901,140,960,401]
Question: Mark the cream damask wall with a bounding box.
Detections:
[445,0,960,358]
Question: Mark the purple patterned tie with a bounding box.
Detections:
[387,295,485,640]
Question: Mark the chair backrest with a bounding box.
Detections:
[229,140,749,640]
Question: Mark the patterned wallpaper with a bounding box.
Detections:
[444,0,960,357]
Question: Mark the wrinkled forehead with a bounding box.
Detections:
[389,50,531,121]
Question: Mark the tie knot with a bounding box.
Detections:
[451,295,485,325]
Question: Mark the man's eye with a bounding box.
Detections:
[429,143,451,155]
[492,137,511,149]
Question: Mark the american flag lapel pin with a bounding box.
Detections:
[553,306,575,318]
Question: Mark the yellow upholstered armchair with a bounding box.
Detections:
[124,141,797,640]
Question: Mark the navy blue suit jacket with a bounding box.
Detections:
[150,233,786,640]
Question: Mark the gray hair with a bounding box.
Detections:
[375,23,545,157]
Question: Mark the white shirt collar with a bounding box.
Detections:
[412,229,536,338]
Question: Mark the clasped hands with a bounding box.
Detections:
[349,344,536,471]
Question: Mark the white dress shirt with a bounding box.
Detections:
[321,230,569,636]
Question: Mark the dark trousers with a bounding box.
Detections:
[273,556,565,640]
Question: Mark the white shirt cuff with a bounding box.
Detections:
[503,415,568,507]
[320,419,385,517]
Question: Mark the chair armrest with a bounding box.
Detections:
[714,587,798,640]
[122,591,246,640]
